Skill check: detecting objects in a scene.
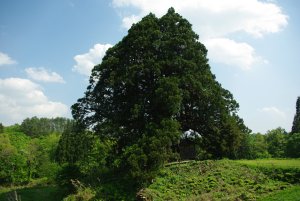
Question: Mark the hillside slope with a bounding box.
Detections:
[138,160,291,201]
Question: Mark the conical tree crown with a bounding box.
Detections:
[292,97,300,133]
[72,8,246,172]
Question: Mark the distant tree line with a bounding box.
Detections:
[20,116,72,137]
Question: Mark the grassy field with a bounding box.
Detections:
[236,159,300,169]
[234,159,300,201]
[235,159,300,184]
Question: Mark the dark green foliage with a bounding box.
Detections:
[286,133,300,158]
[291,97,300,134]
[56,164,82,193]
[119,119,181,182]
[20,117,71,137]
[217,115,244,159]
[95,172,138,201]
[55,121,114,191]
[0,186,65,201]
[72,8,246,182]
[55,121,89,165]
[0,123,3,133]
[237,133,253,159]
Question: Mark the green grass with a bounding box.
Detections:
[139,160,291,201]
[235,159,300,184]
[236,159,300,169]
[259,185,300,201]
[0,186,65,201]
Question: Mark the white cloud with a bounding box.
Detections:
[204,38,261,70]
[0,78,69,125]
[261,106,286,119]
[0,52,16,66]
[241,106,292,133]
[25,67,65,83]
[122,15,140,29]
[112,0,288,70]
[247,106,293,133]
[73,44,113,76]
[113,0,288,38]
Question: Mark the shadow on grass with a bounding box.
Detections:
[0,186,65,201]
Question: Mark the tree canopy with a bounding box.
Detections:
[0,123,3,133]
[291,97,300,134]
[265,128,287,158]
[72,8,247,181]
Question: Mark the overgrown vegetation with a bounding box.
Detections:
[138,160,294,201]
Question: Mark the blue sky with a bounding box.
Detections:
[0,0,299,133]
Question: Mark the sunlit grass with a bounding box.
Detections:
[236,159,300,169]
[139,160,290,200]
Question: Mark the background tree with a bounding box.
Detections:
[55,121,86,165]
[21,117,71,137]
[0,123,4,133]
[237,133,270,159]
[0,129,29,184]
[286,133,300,158]
[0,124,63,185]
[55,121,113,191]
[265,127,287,158]
[291,97,300,134]
[36,133,61,180]
[0,134,18,183]
[72,8,247,182]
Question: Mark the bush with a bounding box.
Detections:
[63,180,96,201]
